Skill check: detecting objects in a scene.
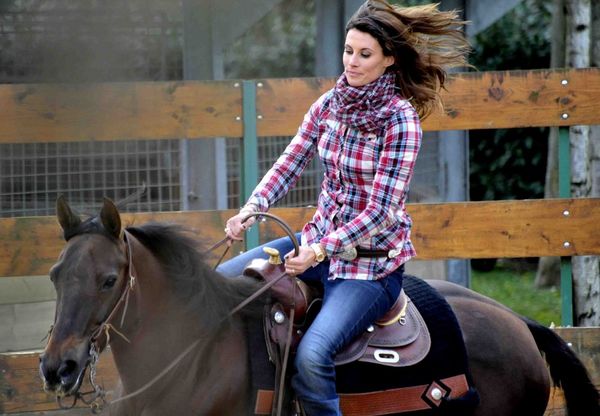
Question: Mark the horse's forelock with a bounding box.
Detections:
[64,215,117,242]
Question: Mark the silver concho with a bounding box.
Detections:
[338,247,357,261]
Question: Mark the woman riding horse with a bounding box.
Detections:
[225,2,470,413]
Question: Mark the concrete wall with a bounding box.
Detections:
[0,276,54,352]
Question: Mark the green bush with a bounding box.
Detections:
[469,0,551,202]
[471,263,561,326]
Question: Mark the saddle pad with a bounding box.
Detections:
[335,275,473,396]
[245,314,276,414]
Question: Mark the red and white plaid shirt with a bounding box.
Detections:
[247,83,421,280]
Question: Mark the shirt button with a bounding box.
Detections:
[389,249,400,258]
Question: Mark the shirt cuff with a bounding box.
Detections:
[245,194,269,212]
[320,233,345,257]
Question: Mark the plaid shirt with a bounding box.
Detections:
[247,89,421,280]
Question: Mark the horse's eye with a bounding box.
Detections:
[102,275,118,290]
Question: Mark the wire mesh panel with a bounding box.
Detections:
[226,136,323,209]
[226,138,243,209]
[0,140,180,217]
[409,133,442,203]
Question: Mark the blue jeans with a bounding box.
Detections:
[216,234,301,278]
[217,236,404,416]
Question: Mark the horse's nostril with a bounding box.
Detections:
[58,360,78,381]
[40,359,60,389]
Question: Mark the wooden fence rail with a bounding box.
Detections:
[0,68,599,144]
[2,199,600,278]
[256,68,600,135]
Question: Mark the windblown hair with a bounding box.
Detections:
[347,0,471,119]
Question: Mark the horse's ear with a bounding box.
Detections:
[100,197,122,239]
[56,195,81,240]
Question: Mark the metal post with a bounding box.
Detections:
[242,80,260,250]
[181,0,225,211]
[558,126,573,326]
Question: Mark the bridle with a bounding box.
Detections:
[49,213,299,414]
[90,231,137,346]
[50,230,137,412]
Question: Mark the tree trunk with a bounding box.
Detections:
[590,0,600,197]
[586,0,600,325]
[535,0,565,288]
[565,0,599,326]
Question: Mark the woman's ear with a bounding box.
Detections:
[384,55,395,68]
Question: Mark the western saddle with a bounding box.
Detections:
[243,247,470,416]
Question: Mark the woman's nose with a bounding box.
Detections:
[348,53,359,66]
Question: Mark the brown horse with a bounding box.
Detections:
[40,197,599,415]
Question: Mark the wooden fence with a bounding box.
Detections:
[0,68,599,415]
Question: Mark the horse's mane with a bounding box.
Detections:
[123,222,265,324]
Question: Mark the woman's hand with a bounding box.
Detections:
[224,208,257,241]
[284,246,317,276]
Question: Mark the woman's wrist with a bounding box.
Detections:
[239,203,259,216]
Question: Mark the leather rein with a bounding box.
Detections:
[56,212,299,413]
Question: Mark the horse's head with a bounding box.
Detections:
[40,196,128,396]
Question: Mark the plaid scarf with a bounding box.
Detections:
[330,71,397,132]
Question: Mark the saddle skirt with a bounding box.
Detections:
[335,291,431,367]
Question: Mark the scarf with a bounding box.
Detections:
[330,71,397,133]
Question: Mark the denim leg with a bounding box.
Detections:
[292,269,404,416]
[216,233,301,278]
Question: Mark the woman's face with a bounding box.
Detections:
[343,29,394,87]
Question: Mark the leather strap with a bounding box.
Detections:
[339,374,470,415]
[254,374,469,415]
[255,390,275,415]
[355,247,392,258]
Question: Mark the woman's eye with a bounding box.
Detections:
[102,276,117,290]
[361,53,371,58]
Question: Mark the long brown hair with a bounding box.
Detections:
[346,0,470,119]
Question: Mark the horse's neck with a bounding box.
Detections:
[110,237,200,382]
[121,237,179,333]
[109,321,250,415]
[108,235,250,410]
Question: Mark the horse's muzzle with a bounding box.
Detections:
[39,346,89,396]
